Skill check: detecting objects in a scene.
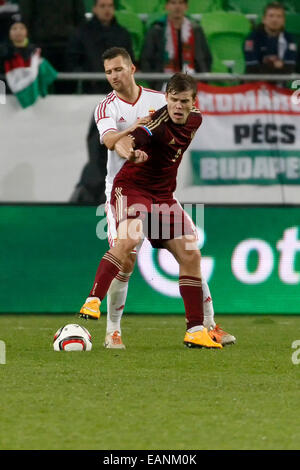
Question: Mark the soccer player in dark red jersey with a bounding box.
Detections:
[80,72,222,349]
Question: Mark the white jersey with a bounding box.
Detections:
[94,86,166,199]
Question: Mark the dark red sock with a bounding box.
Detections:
[179,276,203,330]
[89,252,122,300]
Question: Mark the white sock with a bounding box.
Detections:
[106,272,131,334]
[187,325,204,333]
[202,277,216,330]
[85,296,100,303]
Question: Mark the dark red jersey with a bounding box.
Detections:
[113,105,202,199]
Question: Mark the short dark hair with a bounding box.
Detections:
[263,2,285,15]
[102,47,132,64]
[166,73,197,99]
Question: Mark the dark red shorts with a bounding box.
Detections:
[110,184,197,248]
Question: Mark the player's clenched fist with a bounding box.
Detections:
[128,148,148,164]
[115,134,148,163]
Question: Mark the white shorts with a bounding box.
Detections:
[105,198,143,254]
[105,199,118,248]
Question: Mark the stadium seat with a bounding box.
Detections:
[200,11,251,73]
[119,0,164,14]
[115,10,145,60]
[285,13,300,44]
[187,0,224,14]
[144,12,166,31]
[114,0,122,9]
[84,0,94,12]
[282,0,300,12]
[225,0,270,16]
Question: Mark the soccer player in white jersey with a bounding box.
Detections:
[79,47,235,348]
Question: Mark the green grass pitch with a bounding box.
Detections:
[0,314,299,450]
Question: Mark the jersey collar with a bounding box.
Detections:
[115,86,142,106]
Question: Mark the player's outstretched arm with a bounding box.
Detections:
[102,116,151,152]
[115,135,148,164]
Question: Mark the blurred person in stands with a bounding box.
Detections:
[140,0,212,90]
[0,19,35,78]
[66,0,134,94]
[244,2,297,74]
[2,19,35,60]
[69,0,134,204]
[0,0,20,44]
[0,0,20,72]
[19,0,85,91]
[1,20,57,107]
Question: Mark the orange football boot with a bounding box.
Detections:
[79,298,101,320]
[208,324,236,346]
[184,328,223,349]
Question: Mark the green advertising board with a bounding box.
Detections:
[0,205,299,314]
[191,150,300,185]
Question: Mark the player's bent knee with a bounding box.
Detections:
[116,238,139,256]
[122,252,136,273]
[181,248,201,266]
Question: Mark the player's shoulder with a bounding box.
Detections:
[189,106,202,126]
[149,104,168,119]
[191,105,201,113]
[95,91,117,121]
[191,105,202,118]
[134,105,168,137]
[142,86,165,97]
[146,105,169,131]
[141,86,166,104]
[96,91,117,110]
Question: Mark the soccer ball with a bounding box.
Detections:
[53,324,92,351]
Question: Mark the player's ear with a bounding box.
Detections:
[131,63,136,74]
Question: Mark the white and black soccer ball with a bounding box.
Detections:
[53,324,92,351]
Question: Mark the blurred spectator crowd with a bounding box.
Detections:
[0,0,300,94]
